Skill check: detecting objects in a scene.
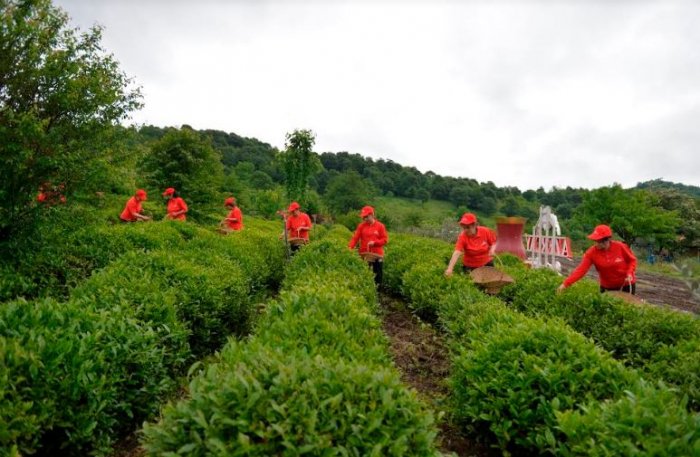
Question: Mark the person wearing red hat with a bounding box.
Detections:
[348,205,388,286]
[220,197,243,233]
[284,201,312,252]
[120,189,151,222]
[557,224,637,294]
[163,187,188,221]
[444,212,497,276]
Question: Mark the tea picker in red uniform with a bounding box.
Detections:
[219,197,243,233]
[284,201,312,253]
[348,206,388,286]
[557,224,637,294]
[162,187,188,221]
[444,212,497,276]
[119,189,151,222]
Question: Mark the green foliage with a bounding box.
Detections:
[572,184,681,246]
[143,342,439,457]
[0,0,142,238]
[646,338,700,410]
[142,230,440,455]
[249,187,286,218]
[140,127,225,208]
[324,170,377,214]
[557,381,700,456]
[451,317,637,452]
[278,129,322,203]
[0,297,177,455]
[501,265,700,409]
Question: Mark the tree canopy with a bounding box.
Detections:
[0,0,142,238]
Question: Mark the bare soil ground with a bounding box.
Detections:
[379,293,498,457]
[558,257,700,314]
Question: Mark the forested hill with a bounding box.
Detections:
[636,179,700,199]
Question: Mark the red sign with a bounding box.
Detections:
[524,235,572,259]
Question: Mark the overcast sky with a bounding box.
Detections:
[55,0,699,191]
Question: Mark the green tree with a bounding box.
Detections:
[277,129,322,204]
[140,127,224,206]
[324,170,377,215]
[573,184,680,246]
[0,0,142,238]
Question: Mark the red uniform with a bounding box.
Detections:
[166,197,188,221]
[455,226,497,268]
[563,240,637,289]
[226,207,243,231]
[349,220,388,257]
[286,213,312,240]
[120,197,143,222]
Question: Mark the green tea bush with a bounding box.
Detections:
[557,381,700,456]
[143,342,440,457]
[0,297,176,455]
[257,287,390,365]
[451,315,638,452]
[502,266,700,407]
[142,225,441,455]
[646,338,700,410]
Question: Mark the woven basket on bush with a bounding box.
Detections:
[288,237,308,247]
[360,252,383,263]
[470,266,514,295]
[607,290,645,305]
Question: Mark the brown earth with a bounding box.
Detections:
[379,293,498,457]
[558,257,700,314]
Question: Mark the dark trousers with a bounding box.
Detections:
[601,283,636,295]
[462,260,494,273]
[368,259,383,286]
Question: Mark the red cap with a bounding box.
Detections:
[224,197,236,206]
[135,189,147,200]
[288,201,300,212]
[459,212,477,225]
[587,224,613,241]
[360,206,374,218]
[162,187,175,197]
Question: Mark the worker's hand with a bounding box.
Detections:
[367,241,375,248]
[556,284,566,294]
[444,268,453,277]
[625,275,633,284]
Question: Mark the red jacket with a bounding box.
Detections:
[563,240,637,289]
[120,197,142,222]
[455,226,497,268]
[349,220,388,257]
[226,207,243,230]
[286,213,312,240]
[166,197,188,221]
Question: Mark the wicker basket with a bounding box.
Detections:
[360,252,383,263]
[288,237,308,247]
[470,266,514,294]
[607,290,645,305]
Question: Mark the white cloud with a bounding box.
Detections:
[56,0,700,190]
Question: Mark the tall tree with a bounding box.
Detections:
[324,170,377,215]
[277,129,321,205]
[0,0,142,238]
[140,126,224,206]
[573,184,680,247]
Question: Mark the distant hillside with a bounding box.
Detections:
[636,179,700,199]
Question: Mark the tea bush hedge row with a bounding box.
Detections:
[384,234,700,455]
[0,219,283,456]
[142,234,442,456]
[500,261,700,409]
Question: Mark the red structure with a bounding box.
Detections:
[494,216,527,259]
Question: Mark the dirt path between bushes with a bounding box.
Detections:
[379,293,497,457]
